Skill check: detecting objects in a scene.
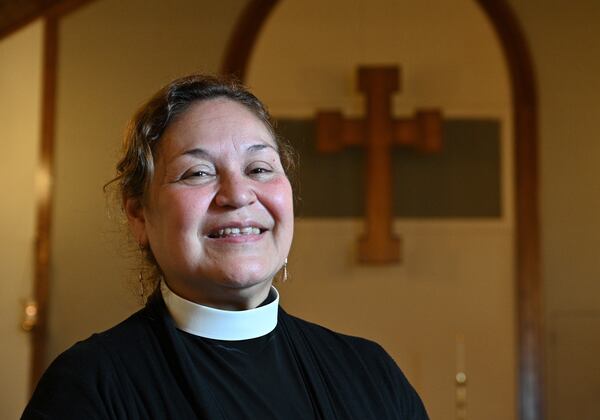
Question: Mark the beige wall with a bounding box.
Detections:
[48,0,248,361]
[0,20,43,420]
[249,1,515,418]
[507,1,600,418]
[249,0,511,118]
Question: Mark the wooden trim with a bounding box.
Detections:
[220,0,279,78]
[30,15,58,392]
[0,0,95,41]
[223,0,543,419]
[29,0,97,392]
[475,3,544,419]
[47,0,97,18]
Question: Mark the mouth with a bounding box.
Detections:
[207,226,266,239]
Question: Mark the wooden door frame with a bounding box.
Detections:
[221,1,544,419]
[25,0,97,392]
[0,0,98,393]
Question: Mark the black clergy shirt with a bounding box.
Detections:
[23,290,429,419]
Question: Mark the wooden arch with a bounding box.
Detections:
[221,1,543,419]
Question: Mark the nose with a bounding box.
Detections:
[214,172,256,209]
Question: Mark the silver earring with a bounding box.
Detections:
[138,243,145,304]
[283,258,288,282]
[139,271,145,302]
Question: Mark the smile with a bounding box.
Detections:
[207,226,265,238]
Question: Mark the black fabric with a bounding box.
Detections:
[23,294,429,419]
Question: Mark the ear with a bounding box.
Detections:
[125,197,148,247]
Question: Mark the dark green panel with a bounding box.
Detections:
[276,119,501,218]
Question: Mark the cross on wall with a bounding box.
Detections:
[316,66,443,264]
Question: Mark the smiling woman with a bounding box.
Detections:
[115,75,297,311]
[22,74,429,419]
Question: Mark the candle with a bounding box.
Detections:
[455,333,467,420]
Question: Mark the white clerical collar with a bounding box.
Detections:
[161,282,279,341]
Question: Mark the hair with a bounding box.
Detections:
[106,74,296,301]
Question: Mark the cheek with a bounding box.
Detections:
[264,178,294,223]
[153,189,212,232]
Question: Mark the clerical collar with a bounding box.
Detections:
[161,282,279,341]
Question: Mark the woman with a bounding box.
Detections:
[23,75,428,419]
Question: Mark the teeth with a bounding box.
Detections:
[212,226,262,238]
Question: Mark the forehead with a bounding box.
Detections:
[159,98,276,156]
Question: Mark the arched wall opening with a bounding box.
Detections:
[222,1,542,419]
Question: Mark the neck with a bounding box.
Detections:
[164,279,273,311]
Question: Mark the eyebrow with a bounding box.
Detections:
[179,143,278,160]
[247,143,278,153]
[181,148,213,160]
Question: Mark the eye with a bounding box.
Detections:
[249,167,271,174]
[246,163,274,179]
[187,170,211,178]
[179,166,215,184]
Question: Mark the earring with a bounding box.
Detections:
[138,243,145,304]
[283,258,288,282]
[139,270,145,302]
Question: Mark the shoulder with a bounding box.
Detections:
[280,309,405,384]
[281,309,390,360]
[58,307,153,365]
[22,308,153,419]
[51,308,149,368]
[279,309,429,419]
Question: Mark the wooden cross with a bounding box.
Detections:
[316,66,443,263]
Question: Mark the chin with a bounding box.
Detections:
[218,263,277,290]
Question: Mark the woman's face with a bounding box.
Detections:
[127,98,294,309]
